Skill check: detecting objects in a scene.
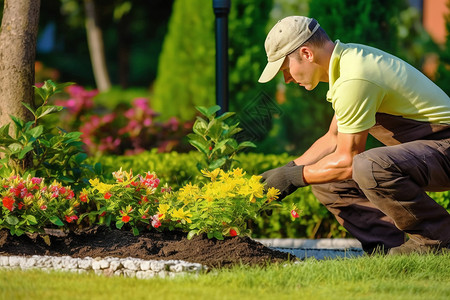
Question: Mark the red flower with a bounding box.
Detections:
[99,211,106,217]
[80,193,88,203]
[2,197,15,211]
[291,210,300,219]
[104,192,112,199]
[230,229,237,237]
[40,205,47,210]
[122,215,131,223]
[66,190,75,200]
[65,215,79,223]
[18,202,24,210]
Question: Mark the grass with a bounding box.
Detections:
[1,253,449,300]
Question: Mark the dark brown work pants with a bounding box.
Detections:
[311,114,450,253]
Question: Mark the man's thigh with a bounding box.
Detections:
[358,139,450,192]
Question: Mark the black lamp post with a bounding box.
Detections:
[213,0,230,115]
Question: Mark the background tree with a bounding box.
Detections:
[0,0,41,129]
[152,0,274,123]
[436,1,450,95]
[83,0,111,91]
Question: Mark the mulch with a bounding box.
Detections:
[0,226,293,268]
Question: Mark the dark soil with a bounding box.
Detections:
[0,226,293,268]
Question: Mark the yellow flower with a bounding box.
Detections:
[171,208,192,223]
[157,204,170,219]
[231,168,246,178]
[266,187,281,202]
[96,182,115,194]
[89,178,100,187]
[201,168,221,181]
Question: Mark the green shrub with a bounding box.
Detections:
[152,0,275,122]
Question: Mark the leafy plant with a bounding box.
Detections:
[0,174,80,236]
[188,105,256,171]
[180,168,281,240]
[84,168,176,236]
[0,80,102,189]
[53,85,192,156]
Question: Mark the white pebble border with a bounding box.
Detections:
[0,255,208,279]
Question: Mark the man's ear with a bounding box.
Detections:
[300,46,314,62]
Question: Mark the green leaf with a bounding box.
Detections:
[65,132,83,139]
[49,216,64,227]
[213,231,224,240]
[189,140,209,156]
[8,143,23,153]
[206,105,221,117]
[35,105,64,119]
[74,153,88,164]
[132,227,140,236]
[27,125,44,138]
[211,139,230,155]
[21,102,36,117]
[207,232,214,239]
[237,141,256,150]
[26,215,38,225]
[216,111,235,122]
[208,157,227,170]
[6,215,19,225]
[9,115,24,130]
[195,106,210,117]
[187,230,198,240]
[192,117,208,135]
[0,123,11,137]
[18,145,33,159]
[116,221,124,229]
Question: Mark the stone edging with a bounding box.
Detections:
[0,255,207,279]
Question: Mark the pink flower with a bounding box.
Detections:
[291,210,300,219]
[31,177,42,185]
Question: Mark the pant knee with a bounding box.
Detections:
[353,153,378,189]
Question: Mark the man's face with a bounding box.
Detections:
[280,47,322,91]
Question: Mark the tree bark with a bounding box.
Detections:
[84,0,111,92]
[0,0,41,129]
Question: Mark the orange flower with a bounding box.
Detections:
[122,215,131,223]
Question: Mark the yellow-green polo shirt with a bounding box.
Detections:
[327,40,450,134]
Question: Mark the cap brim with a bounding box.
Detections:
[258,57,285,83]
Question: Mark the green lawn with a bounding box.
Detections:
[1,253,449,300]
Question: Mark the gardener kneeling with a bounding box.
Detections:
[258,16,450,255]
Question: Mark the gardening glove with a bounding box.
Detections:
[260,161,308,201]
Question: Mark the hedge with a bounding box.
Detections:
[92,151,450,239]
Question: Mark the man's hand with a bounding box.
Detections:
[260,161,308,200]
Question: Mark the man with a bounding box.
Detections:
[258,16,450,255]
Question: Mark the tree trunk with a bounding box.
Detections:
[0,0,41,129]
[118,12,131,89]
[84,0,111,92]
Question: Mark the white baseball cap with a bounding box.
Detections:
[259,16,320,83]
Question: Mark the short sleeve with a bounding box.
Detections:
[330,79,386,133]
